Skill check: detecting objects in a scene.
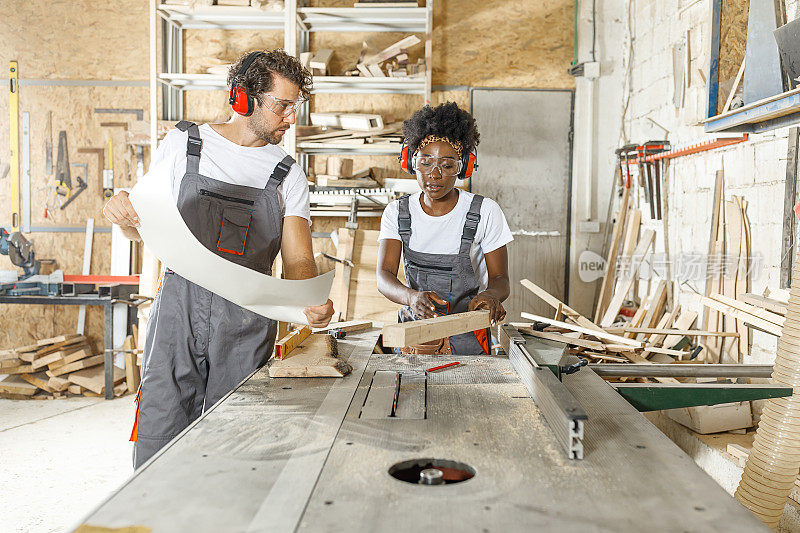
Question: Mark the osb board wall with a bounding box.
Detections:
[0,0,150,349]
[717,0,749,114]
[0,1,149,79]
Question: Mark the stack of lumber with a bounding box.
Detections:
[0,334,129,399]
[297,120,403,152]
[344,35,425,78]
[519,279,742,376]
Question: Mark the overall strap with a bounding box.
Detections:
[459,195,484,254]
[266,155,296,190]
[174,121,202,175]
[397,194,412,248]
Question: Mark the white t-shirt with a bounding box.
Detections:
[379,191,513,291]
[150,123,311,222]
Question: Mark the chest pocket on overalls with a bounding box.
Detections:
[200,189,255,256]
[417,264,454,315]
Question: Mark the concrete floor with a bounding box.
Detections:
[0,397,135,533]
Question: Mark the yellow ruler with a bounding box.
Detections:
[9,61,20,230]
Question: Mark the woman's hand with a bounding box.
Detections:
[407,290,447,319]
[469,291,506,324]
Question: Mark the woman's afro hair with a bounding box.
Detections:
[402,102,480,154]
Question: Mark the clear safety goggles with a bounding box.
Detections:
[259,93,306,118]
[413,154,463,177]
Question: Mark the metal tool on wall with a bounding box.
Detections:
[103,137,114,199]
[61,163,87,210]
[9,61,20,231]
[45,111,53,176]
[77,147,104,198]
[55,131,71,198]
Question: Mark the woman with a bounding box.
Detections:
[377,102,513,355]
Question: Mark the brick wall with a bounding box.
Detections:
[571,0,800,365]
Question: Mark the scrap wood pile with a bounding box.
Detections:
[0,333,139,399]
[516,278,787,384]
[544,165,777,376]
[297,118,403,152]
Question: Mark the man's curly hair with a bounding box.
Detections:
[227,49,313,102]
[402,102,480,154]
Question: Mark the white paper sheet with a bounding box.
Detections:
[129,160,334,324]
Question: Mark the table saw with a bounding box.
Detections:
[76,327,771,532]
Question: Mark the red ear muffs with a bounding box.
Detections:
[459,150,477,180]
[230,86,254,116]
[399,143,415,175]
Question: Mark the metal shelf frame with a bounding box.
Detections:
[150,0,433,211]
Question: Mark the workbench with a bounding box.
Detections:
[0,293,136,399]
[76,329,767,532]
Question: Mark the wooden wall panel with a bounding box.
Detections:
[0,1,149,79]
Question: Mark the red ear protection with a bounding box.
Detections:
[228,51,265,117]
[398,141,478,180]
[230,86,255,116]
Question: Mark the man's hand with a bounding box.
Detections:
[469,291,506,324]
[408,290,447,319]
[304,299,334,328]
[103,191,142,241]
[103,191,140,228]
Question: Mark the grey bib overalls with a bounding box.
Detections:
[132,121,294,468]
[397,193,491,355]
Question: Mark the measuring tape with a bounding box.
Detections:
[9,61,20,231]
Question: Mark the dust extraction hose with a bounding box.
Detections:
[735,247,800,529]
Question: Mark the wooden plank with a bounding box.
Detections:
[624,303,649,338]
[594,184,630,323]
[46,354,104,377]
[710,292,785,326]
[67,365,126,395]
[636,280,668,340]
[696,295,783,336]
[361,35,421,65]
[20,372,55,393]
[607,327,738,337]
[0,358,22,370]
[739,293,788,315]
[600,229,656,327]
[309,49,334,73]
[35,333,82,347]
[621,208,641,256]
[517,314,643,348]
[315,320,373,335]
[702,170,724,334]
[275,326,312,360]
[47,375,71,392]
[2,363,35,374]
[648,305,681,345]
[268,334,352,378]
[35,336,86,356]
[516,328,606,351]
[124,335,140,393]
[330,228,356,322]
[46,346,94,370]
[662,310,699,348]
[31,344,88,370]
[381,310,491,347]
[520,278,604,332]
[0,375,38,395]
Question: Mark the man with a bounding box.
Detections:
[103,49,334,468]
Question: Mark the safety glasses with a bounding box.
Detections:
[414,154,463,177]
[259,93,306,118]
